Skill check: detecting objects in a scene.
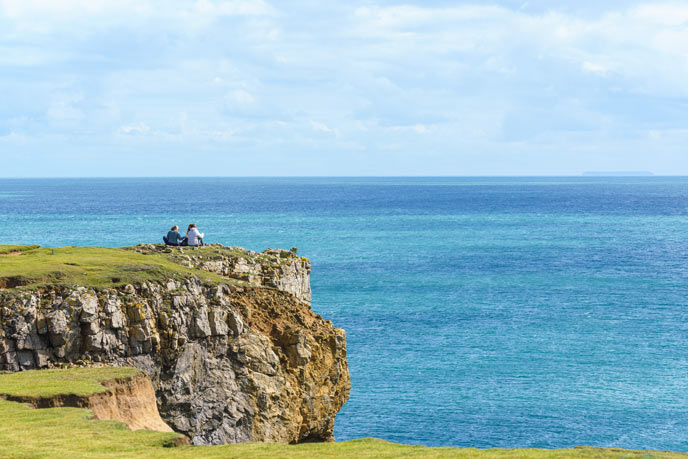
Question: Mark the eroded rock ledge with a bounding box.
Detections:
[1,371,175,434]
[0,245,350,445]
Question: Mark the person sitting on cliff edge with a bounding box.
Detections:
[182,223,204,247]
[163,225,184,246]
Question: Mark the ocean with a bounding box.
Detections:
[1,176,688,451]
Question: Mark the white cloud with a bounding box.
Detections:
[228,90,255,105]
[118,123,150,135]
[354,5,507,29]
[0,0,121,17]
[582,61,610,74]
[194,0,274,16]
[0,131,29,143]
[210,128,239,141]
[392,124,430,134]
[349,3,688,96]
[630,4,688,26]
[0,0,272,18]
[0,0,273,37]
[310,120,335,133]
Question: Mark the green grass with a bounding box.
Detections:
[0,245,227,289]
[0,367,685,458]
[0,245,41,255]
[0,367,141,398]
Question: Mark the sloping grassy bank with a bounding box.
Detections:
[0,367,684,458]
[0,245,41,255]
[0,366,140,398]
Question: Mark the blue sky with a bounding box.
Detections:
[1,0,688,176]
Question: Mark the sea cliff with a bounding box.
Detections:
[0,244,350,445]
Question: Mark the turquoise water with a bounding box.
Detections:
[2,177,688,450]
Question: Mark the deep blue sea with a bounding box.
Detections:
[2,177,688,451]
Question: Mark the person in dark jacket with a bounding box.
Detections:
[163,225,184,246]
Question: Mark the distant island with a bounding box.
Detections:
[582,171,654,176]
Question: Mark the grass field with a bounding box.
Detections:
[0,367,685,458]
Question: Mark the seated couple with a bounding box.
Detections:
[163,224,204,247]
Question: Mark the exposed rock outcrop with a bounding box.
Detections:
[130,244,312,304]
[0,245,349,445]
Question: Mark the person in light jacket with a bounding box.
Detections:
[184,223,204,246]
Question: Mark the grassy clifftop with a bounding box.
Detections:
[0,367,685,458]
[0,245,229,290]
[0,244,308,292]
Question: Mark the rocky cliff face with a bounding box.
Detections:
[0,245,349,445]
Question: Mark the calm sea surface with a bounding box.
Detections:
[2,177,688,451]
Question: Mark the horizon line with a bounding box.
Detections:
[0,174,680,179]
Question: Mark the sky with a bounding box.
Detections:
[1,0,688,177]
